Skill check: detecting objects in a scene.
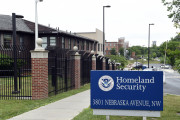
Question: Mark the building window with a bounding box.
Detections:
[98,44,100,51]
[110,43,111,46]
[20,37,24,46]
[4,34,12,48]
[94,43,96,51]
[62,37,65,49]
[86,42,89,50]
[68,39,71,49]
[42,37,47,48]
[91,43,93,50]
[106,48,108,50]
[73,39,76,47]
[81,41,84,50]
[50,37,56,46]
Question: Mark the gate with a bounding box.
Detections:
[0,45,32,100]
[48,48,73,96]
[80,53,92,85]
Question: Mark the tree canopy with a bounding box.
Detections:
[106,55,127,69]
[162,0,180,26]
[110,48,117,55]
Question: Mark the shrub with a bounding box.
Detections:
[0,54,26,76]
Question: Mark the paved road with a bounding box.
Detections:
[148,64,180,95]
[163,69,180,95]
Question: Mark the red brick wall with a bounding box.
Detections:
[92,56,96,70]
[71,54,81,89]
[109,63,112,70]
[31,58,48,100]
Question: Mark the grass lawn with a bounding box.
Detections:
[0,84,90,120]
[73,94,180,120]
[0,77,32,99]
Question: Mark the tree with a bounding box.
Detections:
[159,40,180,66]
[119,47,124,56]
[129,46,142,55]
[162,0,180,26]
[110,48,117,55]
[152,52,157,58]
[175,59,180,73]
[106,55,127,69]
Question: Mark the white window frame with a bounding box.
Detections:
[42,37,47,48]
[50,37,56,46]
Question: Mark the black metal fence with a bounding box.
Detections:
[112,63,115,70]
[80,53,92,85]
[106,58,110,70]
[0,45,32,100]
[48,48,74,96]
[96,56,103,70]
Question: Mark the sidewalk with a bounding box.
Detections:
[8,90,90,120]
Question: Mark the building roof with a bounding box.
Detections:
[0,14,98,42]
[0,14,33,33]
[23,20,56,33]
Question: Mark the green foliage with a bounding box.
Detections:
[106,55,127,69]
[0,54,25,70]
[129,46,142,55]
[151,46,162,57]
[175,59,180,73]
[119,47,124,56]
[159,40,180,66]
[152,52,157,58]
[0,54,13,70]
[110,48,117,55]
[172,34,180,41]
[162,0,180,25]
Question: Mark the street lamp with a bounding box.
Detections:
[12,13,24,94]
[148,23,154,68]
[35,0,43,50]
[103,5,111,55]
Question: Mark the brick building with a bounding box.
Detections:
[105,37,129,55]
[0,14,98,54]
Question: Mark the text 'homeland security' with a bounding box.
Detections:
[116,76,155,92]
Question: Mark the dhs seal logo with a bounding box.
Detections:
[98,75,114,91]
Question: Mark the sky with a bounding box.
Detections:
[0,0,178,47]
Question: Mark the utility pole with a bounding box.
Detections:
[164,40,168,65]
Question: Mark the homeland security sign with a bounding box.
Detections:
[91,71,163,111]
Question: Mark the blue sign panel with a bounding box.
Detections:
[91,71,163,111]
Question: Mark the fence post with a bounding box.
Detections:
[109,63,112,70]
[102,58,106,70]
[114,63,117,70]
[31,50,49,100]
[92,55,96,70]
[71,52,81,89]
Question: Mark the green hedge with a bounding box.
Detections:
[0,54,26,76]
